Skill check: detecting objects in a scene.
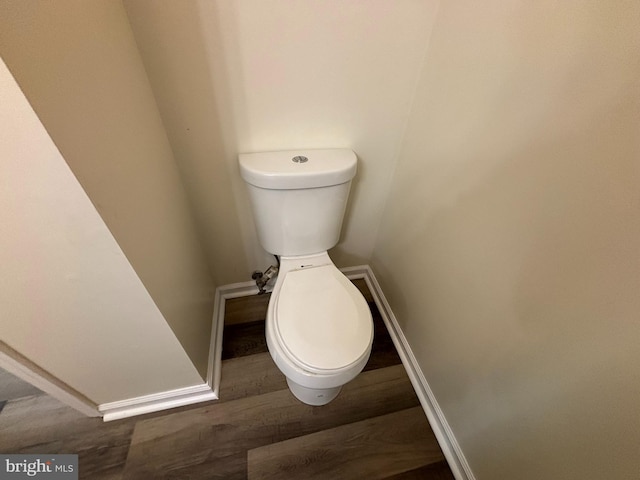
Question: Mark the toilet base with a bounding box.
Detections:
[286,378,342,406]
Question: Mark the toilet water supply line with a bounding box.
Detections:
[252,255,280,294]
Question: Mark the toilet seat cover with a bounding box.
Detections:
[275,265,372,371]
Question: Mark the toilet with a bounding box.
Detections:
[239,149,373,406]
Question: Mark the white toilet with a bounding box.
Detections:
[239,149,373,406]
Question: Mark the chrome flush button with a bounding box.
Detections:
[292,155,308,163]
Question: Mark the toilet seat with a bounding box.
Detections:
[274,264,373,373]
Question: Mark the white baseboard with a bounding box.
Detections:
[99,383,217,422]
[342,265,475,480]
[207,280,270,395]
[99,279,266,422]
[0,342,100,417]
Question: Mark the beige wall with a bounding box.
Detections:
[2,1,638,473]
[0,0,215,378]
[372,1,640,479]
[0,58,204,404]
[123,0,439,283]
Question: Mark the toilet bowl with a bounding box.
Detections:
[266,253,373,405]
[239,148,373,405]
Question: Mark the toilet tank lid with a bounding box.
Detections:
[239,149,357,189]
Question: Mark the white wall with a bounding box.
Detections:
[0,58,204,404]
[123,0,439,283]
[372,1,640,478]
[0,0,215,378]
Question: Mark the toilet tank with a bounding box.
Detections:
[239,149,357,256]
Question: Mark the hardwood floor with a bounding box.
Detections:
[247,407,445,480]
[0,279,454,479]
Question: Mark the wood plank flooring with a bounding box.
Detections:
[0,279,454,479]
[247,407,445,480]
